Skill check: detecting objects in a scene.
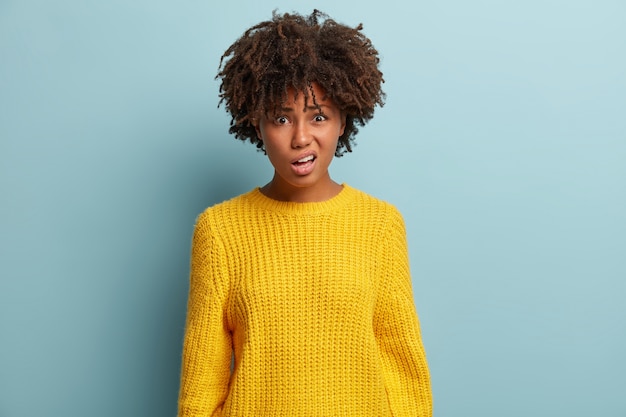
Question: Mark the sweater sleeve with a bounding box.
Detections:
[374,207,433,417]
[178,212,233,417]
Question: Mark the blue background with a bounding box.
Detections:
[1,0,625,416]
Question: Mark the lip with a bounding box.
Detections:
[290,151,317,176]
[290,151,317,164]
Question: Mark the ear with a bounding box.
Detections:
[251,118,262,140]
[339,113,347,137]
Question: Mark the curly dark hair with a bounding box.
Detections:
[216,9,385,157]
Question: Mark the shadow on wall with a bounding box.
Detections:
[145,130,265,415]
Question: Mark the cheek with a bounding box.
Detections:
[262,139,284,161]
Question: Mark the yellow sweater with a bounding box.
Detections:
[178,184,432,417]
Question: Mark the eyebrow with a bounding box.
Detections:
[278,105,329,112]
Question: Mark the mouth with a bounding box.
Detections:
[290,153,317,175]
[292,154,316,167]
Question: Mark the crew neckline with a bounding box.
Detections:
[244,183,357,215]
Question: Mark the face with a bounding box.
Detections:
[254,82,346,201]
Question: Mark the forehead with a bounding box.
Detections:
[278,82,333,108]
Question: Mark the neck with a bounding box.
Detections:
[260,174,343,203]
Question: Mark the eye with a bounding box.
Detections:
[313,114,327,123]
[274,116,289,125]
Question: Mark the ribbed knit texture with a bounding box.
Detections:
[178,184,432,417]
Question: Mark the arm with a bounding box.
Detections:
[177,212,232,417]
[374,207,432,417]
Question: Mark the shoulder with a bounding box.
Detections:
[345,185,405,225]
[198,189,256,219]
[193,189,258,236]
[345,187,409,255]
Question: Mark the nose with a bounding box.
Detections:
[291,121,313,148]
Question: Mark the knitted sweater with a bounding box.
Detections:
[177,184,432,417]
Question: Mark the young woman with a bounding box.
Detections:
[177,10,432,417]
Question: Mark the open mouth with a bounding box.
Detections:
[292,155,316,166]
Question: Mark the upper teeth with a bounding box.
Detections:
[298,155,314,163]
